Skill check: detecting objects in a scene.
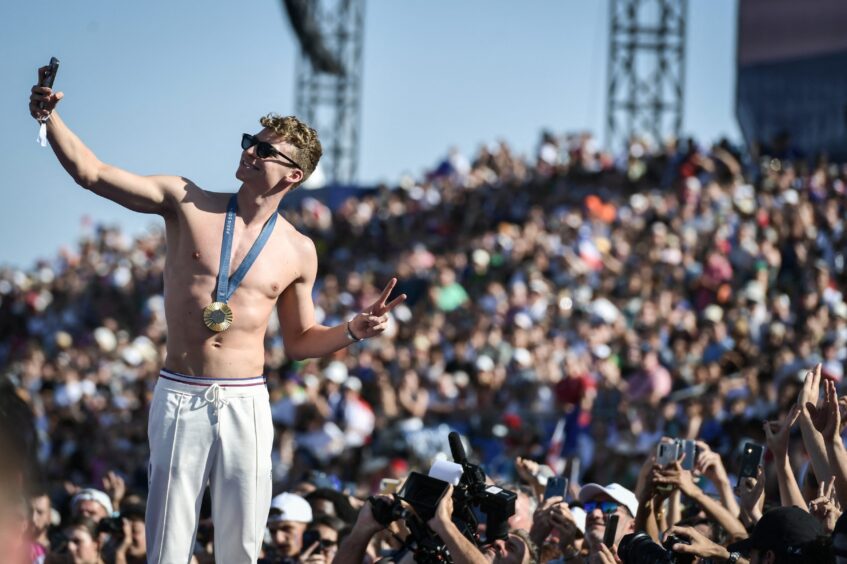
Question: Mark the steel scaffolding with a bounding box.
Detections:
[606,0,687,151]
[294,0,365,184]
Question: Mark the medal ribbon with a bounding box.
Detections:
[215,194,281,304]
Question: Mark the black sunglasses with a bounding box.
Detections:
[241,133,302,169]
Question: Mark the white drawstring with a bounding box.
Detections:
[203,383,228,414]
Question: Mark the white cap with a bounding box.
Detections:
[72,488,114,516]
[342,376,362,392]
[269,493,313,523]
[324,361,348,384]
[578,483,639,518]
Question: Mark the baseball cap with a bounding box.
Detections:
[578,483,638,518]
[268,493,313,524]
[71,488,114,516]
[728,506,825,556]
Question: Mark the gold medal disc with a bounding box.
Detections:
[203,302,234,332]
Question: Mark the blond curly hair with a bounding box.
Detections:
[259,113,322,187]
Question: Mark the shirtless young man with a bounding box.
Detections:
[30,66,406,563]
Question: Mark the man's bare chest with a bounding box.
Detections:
[169,216,300,300]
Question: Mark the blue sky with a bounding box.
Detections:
[0,0,739,268]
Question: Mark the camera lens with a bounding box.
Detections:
[618,532,675,564]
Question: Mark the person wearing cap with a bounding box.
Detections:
[667,506,833,563]
[577,483,638,556]
[267,493,313,561]
[71,489,114,524]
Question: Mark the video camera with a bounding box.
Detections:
[368,431,517,563]
[618,532,694,564]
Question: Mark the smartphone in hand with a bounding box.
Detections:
[603,514,620,548]
[679,439,697,471]
[656,441,679,468]
[40,57,60,88]
[737,442,764,486]
[544,476,568,500]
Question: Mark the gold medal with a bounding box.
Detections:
[203,302,234,332]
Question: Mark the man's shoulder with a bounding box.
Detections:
[277,218,317,259]
[170,184,231,216]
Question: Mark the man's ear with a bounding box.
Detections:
[287,168,304,185]
[762,550,776,564]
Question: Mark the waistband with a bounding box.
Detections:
[158,369,266,388]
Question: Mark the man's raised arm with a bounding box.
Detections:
[30,66,183,216]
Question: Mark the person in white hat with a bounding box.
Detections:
[577,482,638,556]
[267,493,313,561]
[71,488,114,524]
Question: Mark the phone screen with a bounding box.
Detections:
[544,477,568,500]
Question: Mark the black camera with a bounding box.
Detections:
[367,432,517,563]
[618,532,694,564]
[448,432,516,543]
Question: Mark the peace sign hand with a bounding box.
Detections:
[348,278,407,340]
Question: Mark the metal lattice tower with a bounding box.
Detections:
[606,0,687,151]
[294,0,365,185]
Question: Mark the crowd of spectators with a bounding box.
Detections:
[4,127,847,562]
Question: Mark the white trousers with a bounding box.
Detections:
[146,370,273,564]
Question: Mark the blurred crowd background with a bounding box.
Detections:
[5,128,847,562]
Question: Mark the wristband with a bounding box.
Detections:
[346,320,362,342]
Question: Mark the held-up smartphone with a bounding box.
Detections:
[603,514,620,548]
[544,476,568,500]
[679,439,697,471]
[379,478,400,495]
[656,441,680,467]
[737,442,764,486]
[40,57,60,89]
[302,529,321,551]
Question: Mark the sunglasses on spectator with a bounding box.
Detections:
[583,501,620,514]
[241,133,302,169]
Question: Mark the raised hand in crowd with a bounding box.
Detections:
[515,457,549,501]
[797,365,834,486]
[528,495,580,553]
[809,379,847,510]
[333,496,389,564]
[103,470,126,510]
[809,477,842,534]
[694,440,741,517]
[652,454,749,542]
[736,466,765,527]
[808,379,841,441]
[764,403,806,510]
